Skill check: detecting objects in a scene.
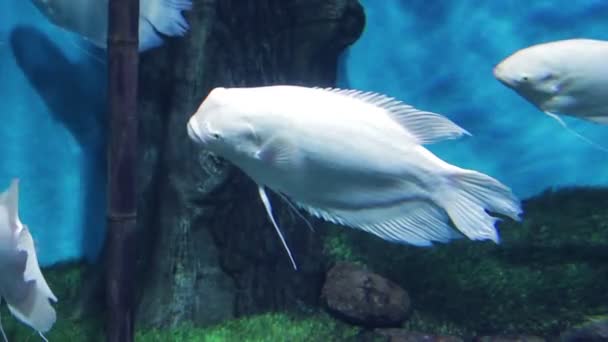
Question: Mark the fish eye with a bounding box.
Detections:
[521,76,529,82]
[210,132,221,139]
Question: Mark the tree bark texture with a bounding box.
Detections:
[136,0,365,328]
[105,0,139,341]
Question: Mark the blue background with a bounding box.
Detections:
[338,0,608,197]
[1,0,607,266]
[0,1,106,266]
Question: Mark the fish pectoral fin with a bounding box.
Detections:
[258,186,298,270]
[296,199,463,246]
[255,136,300,167]
[316,87,470,144]
[545,112,608,153]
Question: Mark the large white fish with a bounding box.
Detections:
[186,85,522,269]
[0,179,57,341]
[493,39,608,150]
[30,0,192,52]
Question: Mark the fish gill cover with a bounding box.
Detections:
[339,0,608,198]
[0,1,106,266]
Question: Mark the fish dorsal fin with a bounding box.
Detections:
[545,112,608,153]
[317,87,471,144]
[258,186,298,270]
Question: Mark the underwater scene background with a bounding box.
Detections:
[0,0,607,341]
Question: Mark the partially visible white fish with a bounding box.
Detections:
[0,179,57,341]
[186,85,523,269]
[30,0,192,52]
[493,38,608,151]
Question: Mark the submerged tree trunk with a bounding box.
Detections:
[105,0,139,341]
[136,0,365,327]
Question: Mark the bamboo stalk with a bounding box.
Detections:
[105,0,139,341]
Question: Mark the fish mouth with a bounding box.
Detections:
[187,117,206,145]
[493,63,516,88]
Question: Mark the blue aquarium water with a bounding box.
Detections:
[339,0,608,198]
[2,0,608,266]
[0,1,106,266]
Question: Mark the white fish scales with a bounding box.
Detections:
[187,85,522,269]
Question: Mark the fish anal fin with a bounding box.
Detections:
[316,87,471,144]
[295,198,463,246]
[258,186,298,270]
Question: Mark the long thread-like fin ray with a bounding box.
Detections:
[546,112,608,153]
[258,186,298,270]
[276,193,315,232]
[0,310,7,342]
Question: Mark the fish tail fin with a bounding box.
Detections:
[545,112,608,153]
[141,0,192,37]
[437,169,522,243]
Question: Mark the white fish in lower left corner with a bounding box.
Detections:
[0,179,57,341]
[30,0,192,52]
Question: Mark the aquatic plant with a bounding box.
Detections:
[135,312,360,342]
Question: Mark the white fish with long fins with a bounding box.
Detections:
[0,179,57,341]
[30,0,192,52]
[493,38,608,151]
[187,85,523,270]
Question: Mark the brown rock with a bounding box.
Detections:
[474,336,546,342]
[321,262,410,327]
[559,318,608,341]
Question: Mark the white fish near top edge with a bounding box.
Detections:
[493,38,608,151]
[186,85,523,270]
[0,179,57,339]
[30,0,192,52]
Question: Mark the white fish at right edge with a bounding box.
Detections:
[0,179,57,341]
[30,0,192,52]
[493,39,608,151]
[186,85,523,270]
